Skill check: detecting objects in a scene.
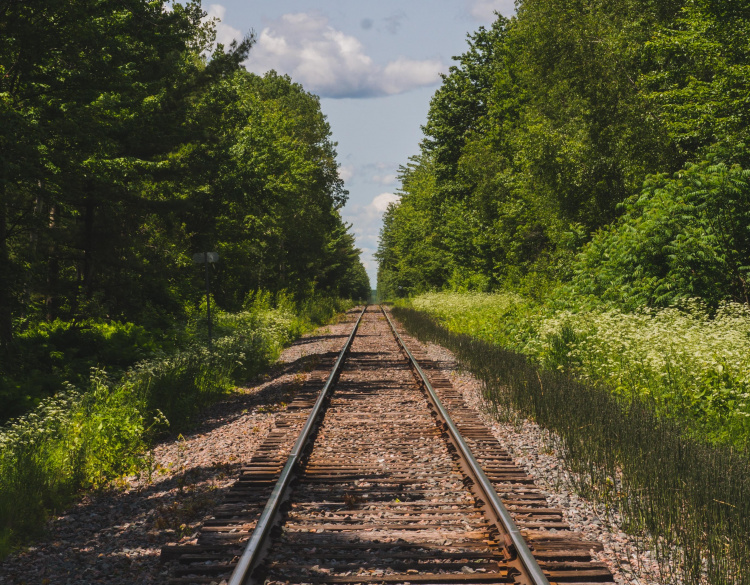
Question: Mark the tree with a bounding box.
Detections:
[178,70,351,307]
[0,0,252,337]
[377,0,750,307]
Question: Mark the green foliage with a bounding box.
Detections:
[186,70,364,307]
[0,0,363,561]
[0,320,165,422]
[376,5,750,582]
[1,1,367,349]
[640,1,750,159]
[0,295,348,557]
[410,291,750,446]
[377,0,750,309]
[0,375,149,557]
[376,157,452,298]
[572,158,750,307]
[394,305,750,585]
[0,0,368,424]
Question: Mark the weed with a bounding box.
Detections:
[0,294,353,558]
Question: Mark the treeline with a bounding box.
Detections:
[377,0,750,309]
[0,0,370,347]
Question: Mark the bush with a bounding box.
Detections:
[571,158,750,309]
[0,295,352,558]
[0,320,165,423]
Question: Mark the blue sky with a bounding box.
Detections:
[203,0,515,286]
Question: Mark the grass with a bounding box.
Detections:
[0,294,354,559]
[408,292,750,446]
[393,302,750,585]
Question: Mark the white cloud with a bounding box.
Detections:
[369,192,400,214]
[204,4,242,48]
[466,0,516,20]
[365,162,399,186]
[246,13,445,98]
[341,194,400,239]
[338,165,355,183]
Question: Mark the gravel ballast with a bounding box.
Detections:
[2,309,670,585]
[0,316,354,585]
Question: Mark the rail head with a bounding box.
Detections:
[381,305,552,585]
[228,305,367,585]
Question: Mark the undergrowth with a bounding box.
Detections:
[393,305,750,585]
[409,292,750,446]
[0,294,353,558]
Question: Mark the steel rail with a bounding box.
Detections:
[381,305,552,585]
[227,305,367,585]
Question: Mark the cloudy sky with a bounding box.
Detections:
[204,0,515,286]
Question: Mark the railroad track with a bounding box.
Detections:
[163,306,614,585]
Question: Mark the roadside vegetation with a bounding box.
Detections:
[1,0,370,415]
[0,294,353,558]
[408,292,750,447]
[377,0,750,307]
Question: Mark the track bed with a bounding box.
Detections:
[164,307,613,585]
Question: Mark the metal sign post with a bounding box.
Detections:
[192,252,219,350]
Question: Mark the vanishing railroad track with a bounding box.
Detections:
[163,306,614,585]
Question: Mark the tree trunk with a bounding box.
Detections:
[45,204,59,321]
[0,185,13,347]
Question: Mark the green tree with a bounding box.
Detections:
[0,0,252,336]
[572,158,750,308]
[178,70,351,307]
[378,0,750,308]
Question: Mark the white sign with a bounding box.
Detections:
[192,252,219,263]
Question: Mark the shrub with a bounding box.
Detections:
[0,320,165,423]
[0,295,351,558]
[571,159,750,309]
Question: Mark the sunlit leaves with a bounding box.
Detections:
[572,158,750,307]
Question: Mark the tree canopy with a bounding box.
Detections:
[377,0,750,309]
[0,0,369,350]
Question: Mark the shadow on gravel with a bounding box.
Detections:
[0,328,354,585]
[0,460,246,584]
[147,348,342,442]
[292,333,349,345]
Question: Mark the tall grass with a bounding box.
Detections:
[410,292,750,446]
[0,295,353,558]
[393,306,750,585]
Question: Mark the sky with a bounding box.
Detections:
[202,0,516,287]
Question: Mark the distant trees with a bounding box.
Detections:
[377,0,750,308]
[0,0,368,348]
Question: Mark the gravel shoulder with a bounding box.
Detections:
[0,314,356,585]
